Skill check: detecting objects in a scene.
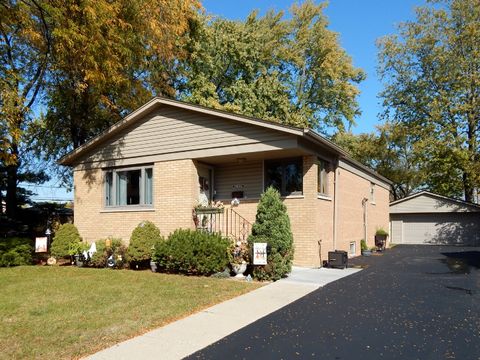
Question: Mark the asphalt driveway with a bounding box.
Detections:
[188,245,480,360]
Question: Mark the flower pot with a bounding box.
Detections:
[375,235,388,250]
[361,249,372,257]
[74,254,85,267]
[232,262,247,278]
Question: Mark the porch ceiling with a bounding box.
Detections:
[196,148,310,165]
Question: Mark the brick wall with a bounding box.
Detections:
[336,167,390,255]
[73,155,389,267]
[73,159,197,243]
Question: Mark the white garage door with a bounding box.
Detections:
[401,213,480,246]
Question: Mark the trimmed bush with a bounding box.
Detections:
[375,228,389,236]
[90,238,127,268]
[51,224,82,258]
[153,229,230,275]
[248,187,294,281]
[0,237,33,267]
[126,221,163,268]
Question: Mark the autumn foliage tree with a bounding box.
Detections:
[41,0,200,161]
[1,0,199,216]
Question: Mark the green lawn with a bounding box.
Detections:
[0,266,261,359]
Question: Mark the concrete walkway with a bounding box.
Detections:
[86,267,361,360]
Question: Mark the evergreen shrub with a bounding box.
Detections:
[126,221,163,268]
[51,223,82,258]
[0,237,33,267]
[248,187,294,281]
[153,229,230,275]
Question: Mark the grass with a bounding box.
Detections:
[0,266,261,359]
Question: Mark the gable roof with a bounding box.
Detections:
[390,191,480,210]
[58,96,391,185]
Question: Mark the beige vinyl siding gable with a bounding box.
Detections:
[79,105,295,166]
[390,194,480,214]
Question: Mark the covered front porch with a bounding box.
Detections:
[192,148,332,254]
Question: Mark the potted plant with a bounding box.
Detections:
[68,242,89,267]
[361,239,372,256]
[229,240,249,278]
[375,228,389,250]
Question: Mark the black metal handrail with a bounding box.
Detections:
[194,207,252,242]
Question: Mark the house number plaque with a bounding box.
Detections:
[253,243,267,265]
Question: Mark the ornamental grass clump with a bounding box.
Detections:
[126,221,163,269]
[50,224,82,259]
[248,186,294,281]
[154,229,230,275]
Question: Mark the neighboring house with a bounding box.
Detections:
[59,97,391,267]
[390,191,480,246]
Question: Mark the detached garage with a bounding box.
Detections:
[390,191,480,246]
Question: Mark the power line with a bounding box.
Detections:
[22,184,70,190]
[30,197,73,202]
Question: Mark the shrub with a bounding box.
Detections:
[375,228,389,236]
[90,238,127,268]
[126,221,163,268]
[153,229,230,275]
[248,187,294,281]
[0,237,33,267]
[50,224,82,258]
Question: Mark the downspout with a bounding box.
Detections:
[362,197,369,243]
[333,160,339,250]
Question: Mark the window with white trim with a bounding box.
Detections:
[317,159,329,195]
[349,241,356,255]
[104,166,153,207]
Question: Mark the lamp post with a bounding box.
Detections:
[45,228,51,252]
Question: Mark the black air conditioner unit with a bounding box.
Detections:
[328,250,348,269]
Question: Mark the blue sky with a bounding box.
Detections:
[31,0,426,202]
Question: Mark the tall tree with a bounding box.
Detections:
[0,0,51,217]
[40,0,200,163]
[178,1,364,133]
[378,0,480,202]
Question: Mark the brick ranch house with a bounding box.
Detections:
[59,97,391,267]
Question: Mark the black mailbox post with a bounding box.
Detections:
[328,250,348,269]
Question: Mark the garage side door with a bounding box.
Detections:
[403,213,480,246]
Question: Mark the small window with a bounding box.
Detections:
[317,159,329,195]
[370,183,376,203]
[349,241,356,255]
[265,158,303,196]
[105,166,153,207]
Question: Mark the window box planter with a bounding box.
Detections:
[195,207,224,214]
